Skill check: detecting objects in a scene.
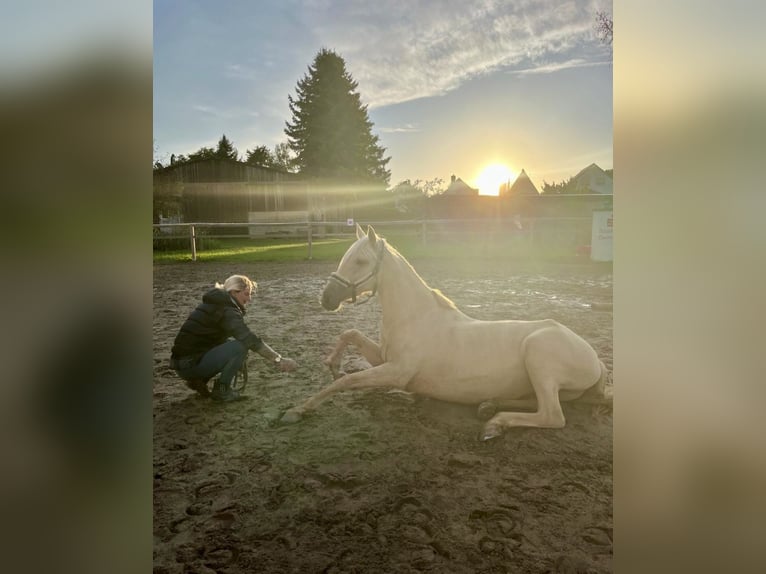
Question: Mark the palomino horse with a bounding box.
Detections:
[281,224,610,440]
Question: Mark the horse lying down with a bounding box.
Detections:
[281,224,612,440]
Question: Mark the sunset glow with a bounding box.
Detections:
[475,164,516,196]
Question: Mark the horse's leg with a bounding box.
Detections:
[477,390,613,421]
[323,330,352,379]
[281,363,407,423]
[477,373,613,420]
[481,379,565,440]
[324,329,382,379]
[477,398,537,420]
[481,329,569,440]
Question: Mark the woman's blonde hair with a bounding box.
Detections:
[216,274,256,294]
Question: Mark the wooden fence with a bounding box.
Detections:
[153,216,596,261]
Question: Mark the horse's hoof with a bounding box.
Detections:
[280,409,303,424]
[477,401,497,421]
[480,425,502,441]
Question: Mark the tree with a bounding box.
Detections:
[163,135,237,167]
[541,176,594,194]
[245,145,275,167]
[416,177,446,198]
[187,146,217,162]
[389,178,444,216]
[214,134,239,161]
[272,142,296,172]
[245,142,296,171]
[541,178,573,194]
[285,48,391,184]
[391,177,445,197]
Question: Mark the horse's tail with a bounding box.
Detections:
[578,360,612,405]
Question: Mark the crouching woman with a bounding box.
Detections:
[170,274,297,402]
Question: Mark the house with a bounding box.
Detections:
[428,174,492,220]
[569,163,613,194]
[500,169,540,197]
[443,174,479,196]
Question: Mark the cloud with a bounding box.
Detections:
[299,0,603,108]
[510,58,611,76]
[191,104,225,117]
[190,104,255,122]
[378,124,421,133]
[224,63,253,80]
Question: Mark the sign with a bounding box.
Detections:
[346,218,354,226]
[591,210,613,261]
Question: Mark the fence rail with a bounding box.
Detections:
[152,217,593,260]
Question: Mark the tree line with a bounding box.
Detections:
[156,134,296,173]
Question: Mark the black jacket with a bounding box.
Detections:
[171,288,264,361]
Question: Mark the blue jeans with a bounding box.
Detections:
[173,340,248,387]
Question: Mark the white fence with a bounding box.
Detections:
[152,217,598,261]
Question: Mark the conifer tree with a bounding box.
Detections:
[285,49,390,184]
[215,134,239,161]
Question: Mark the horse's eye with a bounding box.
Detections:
[355,258,368,266]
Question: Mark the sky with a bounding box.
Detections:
[153,0,612,195]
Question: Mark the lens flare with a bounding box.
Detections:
[475,164,516,196]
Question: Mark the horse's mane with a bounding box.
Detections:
[431,288,457,310]
[383,238,458,310]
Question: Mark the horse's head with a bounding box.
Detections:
[321,224,385,311]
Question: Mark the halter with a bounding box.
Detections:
[328,239,387,304]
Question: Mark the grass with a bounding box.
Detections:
[153,238,353,263]
[153,232,607,265]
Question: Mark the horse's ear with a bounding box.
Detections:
[367,225,378,247]
[356,223,365,240]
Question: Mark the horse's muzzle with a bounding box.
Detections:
[321,281,347,311]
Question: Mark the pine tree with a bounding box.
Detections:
[285,49,390,184]
[215,134,239,161]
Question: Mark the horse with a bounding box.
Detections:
[281,224,611,440]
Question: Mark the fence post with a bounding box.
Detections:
[190,224,197,261]
[307,222,313,260]
[421,220,427,245]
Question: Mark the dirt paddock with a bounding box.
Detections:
[153,258,613,573]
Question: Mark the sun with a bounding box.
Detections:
[475,164,516,196]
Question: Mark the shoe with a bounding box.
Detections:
[185,378,210,397]
[211,379,242,402]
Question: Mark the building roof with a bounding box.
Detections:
[570,163,613,194]
[502,169,539,197]
[443,175,479,196]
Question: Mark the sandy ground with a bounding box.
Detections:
[153,258,613,573]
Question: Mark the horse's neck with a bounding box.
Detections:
[377,250,437,323]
